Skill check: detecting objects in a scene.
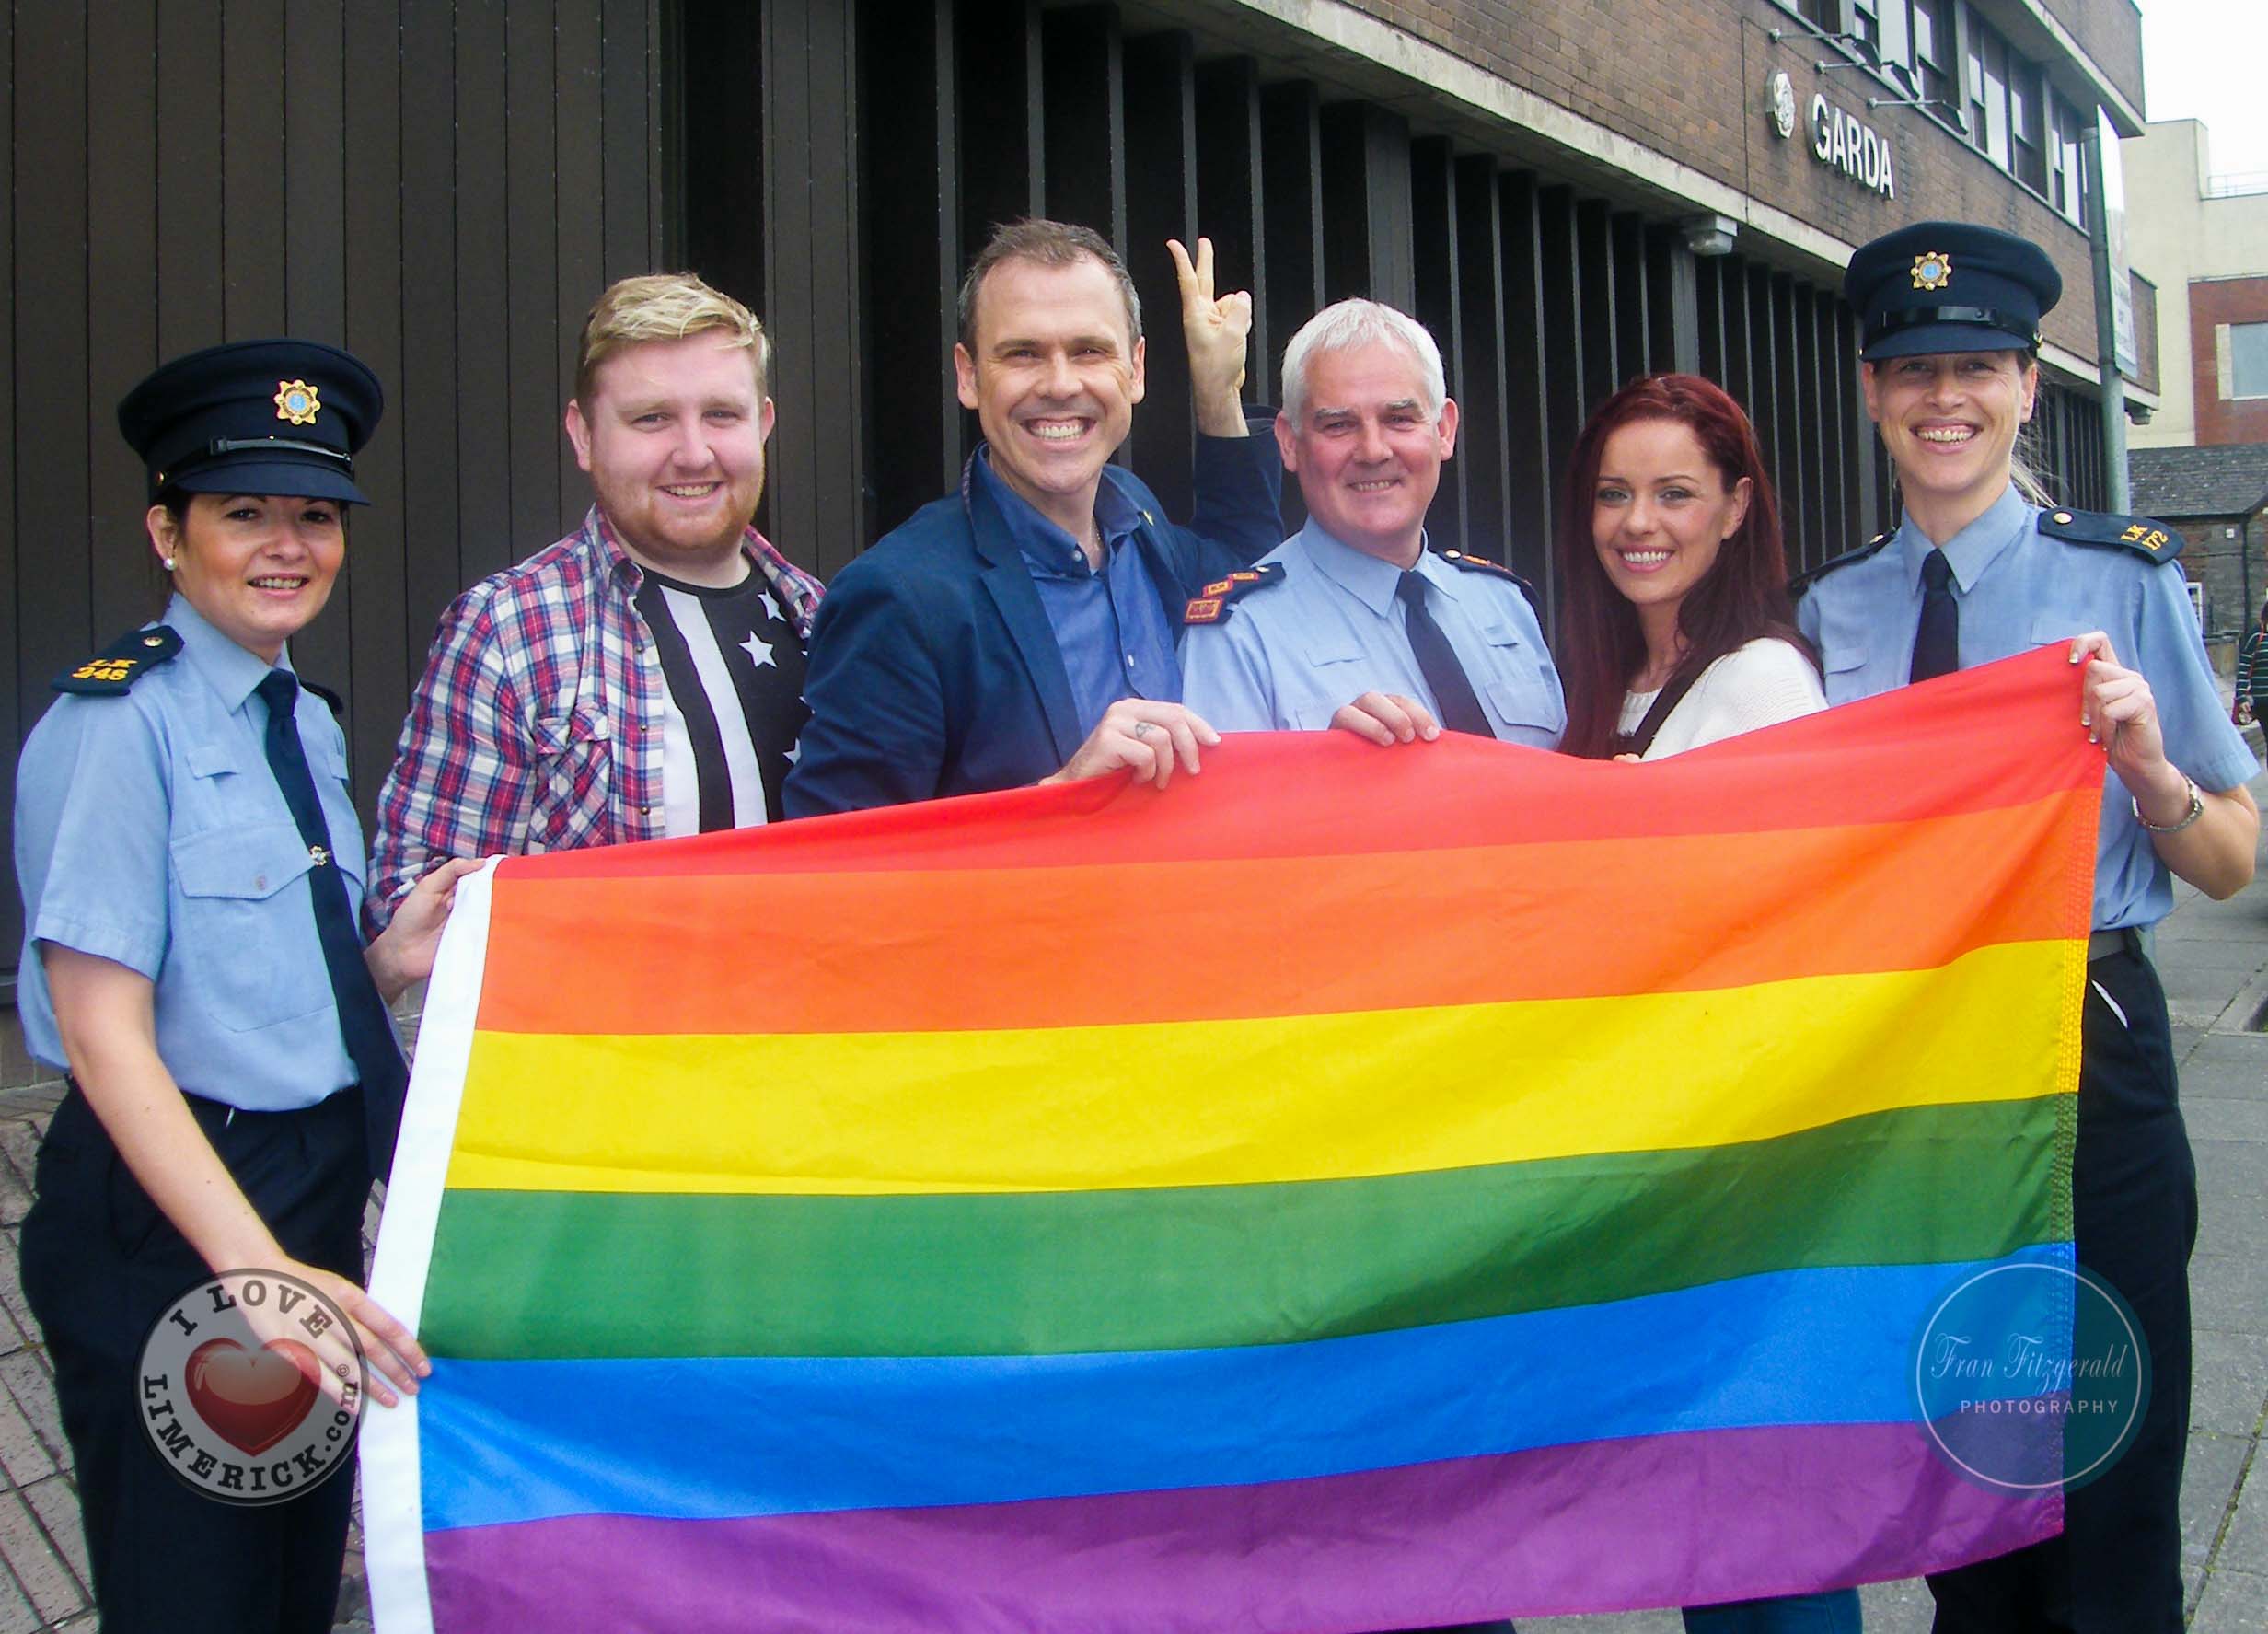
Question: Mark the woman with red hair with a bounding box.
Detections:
[1557,375,1854,1634]
[1556,373,1824,761]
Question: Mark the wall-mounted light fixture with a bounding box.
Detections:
[1684,214,1740,257]
[1765,23,1869,52]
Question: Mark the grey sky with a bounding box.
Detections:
[2140,0,2268,177]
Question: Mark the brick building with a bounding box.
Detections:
[2125,119,2268,451]
[0,0,2158,991]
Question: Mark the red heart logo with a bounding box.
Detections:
[184,1338,320,1456]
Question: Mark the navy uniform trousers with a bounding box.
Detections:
[1928,944,2196,1633]
[18,1084,367,1634]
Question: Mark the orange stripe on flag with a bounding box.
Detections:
[476,789,2097,1037]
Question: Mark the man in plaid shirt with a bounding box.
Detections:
[367,273,823,930]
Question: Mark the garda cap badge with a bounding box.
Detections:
[1909,251,1952,291]
[273,379,322,426]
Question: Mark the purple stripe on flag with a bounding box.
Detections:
[421,1421,2057,1632]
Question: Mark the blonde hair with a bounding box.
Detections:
[574,273,769,403]
[2010,358,2054,505]
[2008,436,2054,506]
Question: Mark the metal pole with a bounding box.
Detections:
[2084,119,2131,512]
[2244,513,2255,633]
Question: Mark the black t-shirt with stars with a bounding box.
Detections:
[632,566,810,832]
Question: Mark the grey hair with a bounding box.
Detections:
[1279,299,1449,424]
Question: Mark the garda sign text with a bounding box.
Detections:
[1811,94,1896,199]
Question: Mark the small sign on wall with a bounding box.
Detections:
[1767,71,1897,201]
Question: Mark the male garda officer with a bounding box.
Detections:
[1797,219,2260,1633]
[1180,298,1562,749]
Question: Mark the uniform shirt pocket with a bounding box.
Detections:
[2029,611,2099,649]
[170,823,335,1032]
[1486,676,1566,743]
[1474,620,1565,743]
[1813,605,1875,703]
[1822,642,1872,677]
[1290,629,1371,731]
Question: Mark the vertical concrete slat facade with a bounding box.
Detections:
[1453,156,1512,562]
[1123,30,1201,519]
[2,1,667,985]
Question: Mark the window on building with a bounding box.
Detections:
[1910,0,1951,108]
[1966,19,2011,167]
[2048,96,2090,227]
[1850,0,1910,77]
[2232,323,2268,399]
[2009,63,2046,192]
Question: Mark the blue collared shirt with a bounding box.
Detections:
[1179,519,1565,746]
[1797,484,2260,930]
[14,595,375,1108]
[972,451,1181,737]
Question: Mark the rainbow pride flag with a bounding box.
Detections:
[364,646,2100,1633]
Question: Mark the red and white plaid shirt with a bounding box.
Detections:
[367,507,823,929]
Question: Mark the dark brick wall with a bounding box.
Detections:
[2193,277,2268,446]
[1339,0,2104,360]
[2165,508,2264,645]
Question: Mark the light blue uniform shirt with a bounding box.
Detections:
[14,595,371,1107]
[1181,520,1565,745]
[1797,484,2259,930]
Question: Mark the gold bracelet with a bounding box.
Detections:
[2133,775,2203,835]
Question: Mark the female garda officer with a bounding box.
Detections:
[13,341,478,1632]
[1795,223,2260,1633]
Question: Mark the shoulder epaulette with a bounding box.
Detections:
[52,626,182,696]
[1440,550,1540,614]
[304,680,346,719]
[1183,562,1284,626]
[2038,508,2185,564]
[1788,532,1893,599]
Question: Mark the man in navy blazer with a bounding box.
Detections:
[784,220,1281,817]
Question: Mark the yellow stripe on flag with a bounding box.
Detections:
[444,938,2082,1197]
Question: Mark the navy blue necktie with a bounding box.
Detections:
[1911,549,1959,683]
[1395,572,1491,736]
[256,670,409,1176]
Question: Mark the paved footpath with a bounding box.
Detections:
[0,771,2260,1631]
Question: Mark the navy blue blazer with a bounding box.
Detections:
[785,429,1283,816]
